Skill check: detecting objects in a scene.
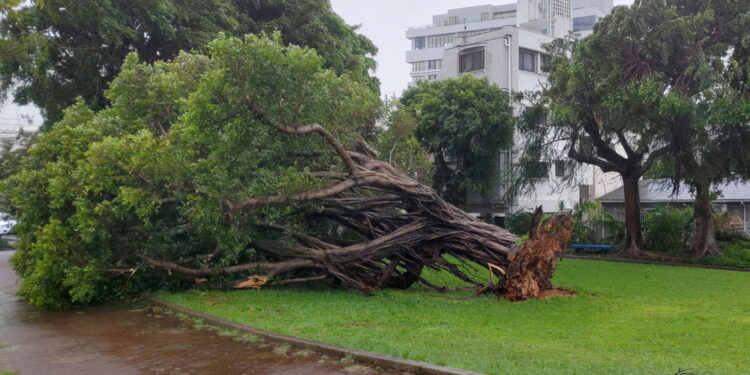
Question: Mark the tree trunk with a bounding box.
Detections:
[620,175,646,257]
[691,183,720,257]
[498,209,573,301]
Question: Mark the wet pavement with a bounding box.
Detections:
[0,250,403,375]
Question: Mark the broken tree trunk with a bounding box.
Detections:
[144,100,572,301]
[496,208,574,301]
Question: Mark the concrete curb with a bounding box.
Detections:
[563,255,750,272]
[148,297,485,375]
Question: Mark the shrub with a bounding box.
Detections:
[507,212,534,236]
[702,242,750,268]
[642,206,694,255]
[569,201,624,245]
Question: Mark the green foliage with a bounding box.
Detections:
[703,242,750,268]
[0,0,378,127]
[642,206,694,255]
[569,201,623,245]
[400,75,514,204]
[517,0,750,252]
[376,101,434,185]
[2,34,379,308]
[506,212,533,236]
[163,259,750,374]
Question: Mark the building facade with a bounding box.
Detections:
[405,0,613,84]
[405,0,618,217]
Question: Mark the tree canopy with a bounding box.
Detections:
[0,0,378,127]
[2,34,378,308]
[516,0,750,257]
[400,75,515,205]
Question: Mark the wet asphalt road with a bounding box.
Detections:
[0,250,403,375]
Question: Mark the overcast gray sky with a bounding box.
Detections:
[330,0,634,98]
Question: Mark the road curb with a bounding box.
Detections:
[148,297,485,375]
[563,255,750,272]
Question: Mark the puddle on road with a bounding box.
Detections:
[0,251,404,375]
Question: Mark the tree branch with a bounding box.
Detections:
[142,256,318,277]
[245,99,359,174]
[224,176,375,214]
[568,137,623,174]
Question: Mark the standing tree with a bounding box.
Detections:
[376,100,434,185]
[517,12,670,257]
[645,0,750,257]
[0,0,378,128]
[400,75,515,205]
[520,0,750,258]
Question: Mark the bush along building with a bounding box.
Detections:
[599,180,750,237]
[405,0,620,221]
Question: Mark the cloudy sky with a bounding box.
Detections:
[330,0,634,98]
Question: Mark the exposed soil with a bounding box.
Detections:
[0,250,403,375]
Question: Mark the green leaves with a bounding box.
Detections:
[0,0,379,127]
[400,75,514,204]
[2,34,380,308]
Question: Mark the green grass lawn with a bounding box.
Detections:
[160,259,750,375]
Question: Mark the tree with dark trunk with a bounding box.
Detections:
[515,35,668,258]
[517,0,750,258]
[634,0,750,257]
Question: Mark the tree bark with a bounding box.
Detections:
[691,183,720,257]
[620,174,646,257]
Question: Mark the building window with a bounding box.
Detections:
[481,12,490,21]
[519,48,536,72]
[493,11,516,19]
[414,37,425,50]
[555,160,567,178]
[447,16,459,25]
[413,75,426,83]
[428,74,438,81]
[459,47,485,73]
[427,59,442,70]
[428,34,454,49]
[526,161,549,179]
[412,61,426,72]
[573,15,597,31]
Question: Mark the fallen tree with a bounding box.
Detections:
[148,104,572,300]
[4,34,571,308]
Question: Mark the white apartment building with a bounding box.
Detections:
[405,0,618,218]
[406,0,612,84]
